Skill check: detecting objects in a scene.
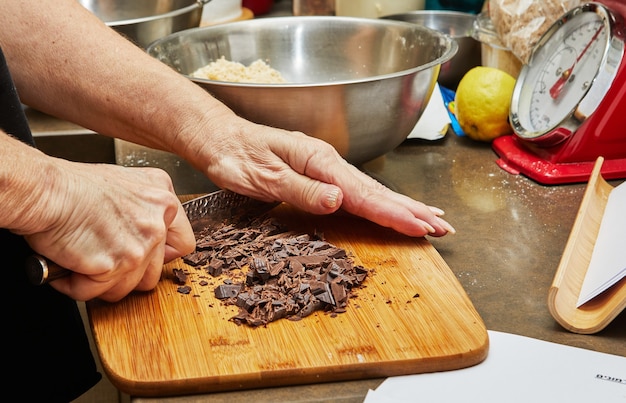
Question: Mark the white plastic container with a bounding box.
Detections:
[201,0,242,24]
[335,0,425,18]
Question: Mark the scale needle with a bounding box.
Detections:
[549,24,604,99]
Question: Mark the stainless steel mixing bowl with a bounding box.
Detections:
[78,0,208,48]
[383,11,481,89]
[147,16,456,164]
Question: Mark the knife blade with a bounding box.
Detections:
[25,190,278,286]
[182,190,279,234]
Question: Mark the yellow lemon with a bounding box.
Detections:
[455,66,516,142]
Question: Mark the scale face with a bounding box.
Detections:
[494,1,626,184]
[511,4,614,143]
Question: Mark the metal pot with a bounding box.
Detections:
[78,0,210,48]
[383,11,481,89]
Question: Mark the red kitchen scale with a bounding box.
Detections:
[493,0,626,185]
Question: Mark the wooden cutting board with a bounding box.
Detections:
[87,204,488,397]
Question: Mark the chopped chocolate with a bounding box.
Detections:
[177,285,192,294]
[311,283,335,305]
[172,268,188,285]
[206,258,224,277]
[214,283,243,299]
[249,256,271,282]
[330,282,347,306]
[179,214,369,327]
[182,251,210,266]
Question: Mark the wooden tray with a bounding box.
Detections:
[548,157,626,334]
[87,204,488,397]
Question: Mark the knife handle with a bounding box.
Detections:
[25,254,71,286]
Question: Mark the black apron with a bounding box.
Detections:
[0,48,101,401]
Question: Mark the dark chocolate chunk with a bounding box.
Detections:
[183,251,210,266]
[214,283,243,299]
[172,268,188,285]
[177,285,192,294]
[330,282,347,306]
[206,258,224,277]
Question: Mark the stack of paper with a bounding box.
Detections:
[577,181,626,307]
[364,331,626,402]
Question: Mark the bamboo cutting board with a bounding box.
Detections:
[87,204,488,397]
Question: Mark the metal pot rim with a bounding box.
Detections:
[106,0,208,27]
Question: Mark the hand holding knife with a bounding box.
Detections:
[25,190,278,286]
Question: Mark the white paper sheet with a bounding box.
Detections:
[364,331,626,403]
[577,181,626,307]
[406,83,451,141]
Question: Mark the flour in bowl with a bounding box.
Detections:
[190,56,286,83]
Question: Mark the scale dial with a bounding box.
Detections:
[510,3,623,145]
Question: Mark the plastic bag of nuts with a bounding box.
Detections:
[488,0,581,64]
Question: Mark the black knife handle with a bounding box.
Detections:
[25,254,71,286]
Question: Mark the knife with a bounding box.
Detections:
[25,190,278,286]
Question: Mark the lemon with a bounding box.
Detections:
[455,66,516,142]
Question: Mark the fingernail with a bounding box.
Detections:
[323,188,341,209]
[439,217,456,235]
[425,223,437,234]
[428,206,445,216]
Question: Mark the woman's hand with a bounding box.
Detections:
[13,158,195,302]
[198,119,455,238]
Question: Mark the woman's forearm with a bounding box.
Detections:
[0,0,233,163]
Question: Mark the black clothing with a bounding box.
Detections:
[0,48,101,401]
